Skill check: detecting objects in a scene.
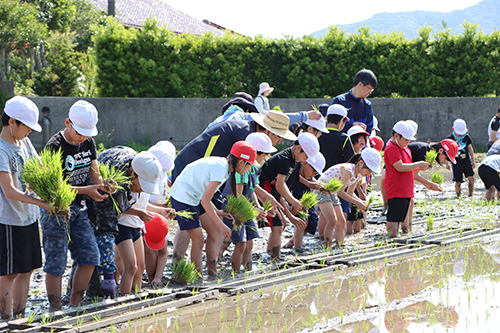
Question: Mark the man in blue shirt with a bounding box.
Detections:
[332,68,378,134]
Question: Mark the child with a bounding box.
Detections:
[293,118,329,138]
[447,119,475,197]
[315,148,381,248]
[258,132,320,259]
[478,154,500,201]
[220,133,276,272]
[346,125,370,234]
[384,121,429,238]
[41,100,108,308]
[169,141,257,276]
[0,96,52,320]
[284,153,325,250]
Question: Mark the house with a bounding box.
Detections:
[89,0,227,36]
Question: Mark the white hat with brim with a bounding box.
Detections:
[68,100,98,137]
[250,111,297,141]
[148,140,176,173]
[393,121,416,141]
[307,152,325,176]
[245,132,277,153]
[4,96,42,132]
[372,116,380,132]
[347,125,369,137]
[131,152,162,195]
[453,119,467,135]
[305,118,329,133]
[258,82,274,95]
[361,147,382,175]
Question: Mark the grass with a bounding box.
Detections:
[171,260,200,284]
[431,172,444,185]
[321,178,343,194]
[224,195,259,229]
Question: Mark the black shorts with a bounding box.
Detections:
[115,224,142,245]
[386,198,411,223]
[478,164,500,191]
[0,221,42,275]
[198,190,224,216]
[452,159,474,183]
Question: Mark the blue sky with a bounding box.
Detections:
[163,0,481,38]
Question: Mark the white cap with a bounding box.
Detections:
[131,151,162,195]
[453,119,467,135]
[372,116,380,132]
[297,132,319,159]
[68,100,98,136]
[393,120,416,140]
[245,132,277,153]
[307,152,325,176]
[361,147,382,174]
[347,125,369,137]
[4,96,42,132]
[305,118,329,133]
[258,82,274,95]
[407,120,418,135]
[148,140,176,174]
[327,104,349,121]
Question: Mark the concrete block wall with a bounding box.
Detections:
[26,96,500,151]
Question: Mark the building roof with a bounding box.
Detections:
[90,0,226,36]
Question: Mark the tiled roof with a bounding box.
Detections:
[90,0,226,36]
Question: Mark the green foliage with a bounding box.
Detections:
[125,136,152,152]
[322,178,344,194]
[92,20,500,98]
[176,210,195,220]
[171,260,200,284]
[426,214,434,231]
[224,195,259,229]
[425,150,438,164]
[97,162,131,213]
[431,172,445,185]
[299,192,319,221]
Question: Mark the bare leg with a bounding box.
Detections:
[334,205,347,246]
[231,242,246,272]
[467,176,474,196]
[387,222,399,238]
[486,187,496,201]
[172,230,190,264]
[45,274,62,308]
[455,182,462,197]
[70,265,95,305]
[131,237,145,292]
[200,213,221,276]
[401,198,414,234]
[218,234,232,260]
[242,239,253,271]
[269,226,283,260]
[319,202,337,249]
[143,241,159,284]
[186,228,205,275]
[317,211,326,240]
[115,239,138,295]
[291,229,307,249]
[11,272,32,318]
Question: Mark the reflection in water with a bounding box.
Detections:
[115,239,500,332]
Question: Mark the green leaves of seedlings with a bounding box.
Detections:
[425,150,438,165]
[299,192,319,221]
[431,172,444,185]
[96,162,131,214]
[224,195,259,229]
[171,260,200,284]
[321,178,343,194]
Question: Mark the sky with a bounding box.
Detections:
[162,0,482,39]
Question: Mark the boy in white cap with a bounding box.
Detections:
[41,100,108,308]
[0,96,53,319]
[254,82,274,115]
[447,119,475,197]
[258,132,320,259]
[384,121,429,238]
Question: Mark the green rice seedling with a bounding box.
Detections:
[22,149,76,222]
[426,214,434,231]
[321,178,343,194]
[165,196,171,208]
[299,192,319,221]
[224,195,259,229]
[425,150,438,165]
[171,259,200,284]
[96,162,131,214]
[175,210,196,220]
[367,195,375,206]
[431,172,444,185]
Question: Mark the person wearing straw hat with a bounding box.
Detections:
[258,132,320,259]
[0,96,51,320]
[255,82,274,115]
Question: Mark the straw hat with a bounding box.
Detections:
[250,110,297,141]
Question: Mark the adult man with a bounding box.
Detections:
[487,105,500,149]
[332,68,378,134]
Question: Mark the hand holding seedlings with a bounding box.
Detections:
[137,209,154,223]
[159,208,176,219]
[417,161,430,171]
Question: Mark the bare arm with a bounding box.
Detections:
[414,170,442,192]
[0,171,52,212]
[73,160,108,201]
[490,130,497,143]
[393,159,429,173]
[468,144,475,168]
[201,181,231,239]
[335,168,366,211]
[275,174,303,212]
[254,185,285,211]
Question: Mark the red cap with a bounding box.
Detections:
[230,141,258,166]
[440,139,458,164]
[369,136,385,152]
[143,213,169,250]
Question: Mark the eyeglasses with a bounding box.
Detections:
[70,121,88,137]
[364,84,375,93]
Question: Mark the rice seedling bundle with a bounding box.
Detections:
[224,195,259,229]
[171,260,200,284]
[97,162,131,213]
[176,209,196,220]
[299,191,319,221]
[165,196,171,208]
[367,195,375,206]
[262,199,273,212]
[425,150,438,165]
[321,178,343,194]
[431,172,444,185]
[22,149,76,219]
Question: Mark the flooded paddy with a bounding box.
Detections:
[110,237,500,332]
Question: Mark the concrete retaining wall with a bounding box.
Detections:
[26,96,500,151]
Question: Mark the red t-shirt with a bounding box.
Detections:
[384,139,414,199]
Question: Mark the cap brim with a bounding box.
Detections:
[366,162,381,175]
[143,234,166,251]
[447,154,457,164]
[250,113,297,141]
[72,122,98,137]
[138,176,161,195]
[26,122,42,132]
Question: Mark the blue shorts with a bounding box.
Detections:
[170,197,201,230]
[96,233,116,274]
[115,224,142,245]
[223,217,260,243]
[40,204,100,276]
[292,188,318,235]
[339,197,351,214]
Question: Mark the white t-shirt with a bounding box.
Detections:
[118,191,150,228]
[480,154,500,173]
[169,157,229,206]
[0,137,41,226]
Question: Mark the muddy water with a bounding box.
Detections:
[114,237,500,332]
